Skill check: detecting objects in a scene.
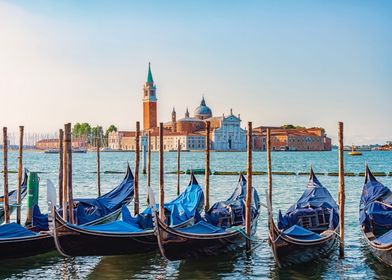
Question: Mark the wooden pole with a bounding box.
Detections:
[59,129,64,208]
[97,134,101,197]
[159,123,165,222]
[205,121,210,211]
[147,131,151,188]
[338,122,345,258]
[267,128,272,207]
[134,121,140,215]
[65,123,74,224]
[2,127,10,224]
[177,139,181,196]
[245,122,252,251]
[62,127,68,221]
[16,126,24,224]
[142,142,147,175]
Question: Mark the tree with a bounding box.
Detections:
[91,126,104,147]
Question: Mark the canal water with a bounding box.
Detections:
[0,150,391,279]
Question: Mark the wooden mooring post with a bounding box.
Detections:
[147,131,151,188]
[62,126,68,221]
[245,122,253,251]
[97,134,101,197]
[338,122,345,258]
[3,127,10,224]
[16,126,24,224]
[177,139,181,196]
[142,142,147,175]
[159,123,165,222]
[59,129,64,209]
[65,123,74,224]
[267,128,272,208]
[134,121,140,215]
[205,121,210,211]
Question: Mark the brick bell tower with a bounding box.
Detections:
[143,62,157,131]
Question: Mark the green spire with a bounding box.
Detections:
[147,62,154,84]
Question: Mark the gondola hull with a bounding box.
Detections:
[0,234,54,260]
[362,228,392,267]
[53,210,194,257]
[270,230,338,267]
[156,217,258,261]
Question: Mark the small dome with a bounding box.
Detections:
[194,97,212,120]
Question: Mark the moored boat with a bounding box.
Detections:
[359,165,392,267]
[268,168,339,267]
[51,173,204,257]
[153,173,260,261]
[0,165,135,260]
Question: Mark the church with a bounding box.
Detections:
[108,63,246,151]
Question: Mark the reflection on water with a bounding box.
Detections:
[0,151,391,279]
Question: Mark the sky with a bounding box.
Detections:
[0,0,391,145]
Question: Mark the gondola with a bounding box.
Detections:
[268,168,339,267]
[359,165,392,266]
[153,173,260,261]
[0,170,28,224]
[52,173,204,257]
[0,164,135,260]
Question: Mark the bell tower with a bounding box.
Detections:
[143,62,157,131]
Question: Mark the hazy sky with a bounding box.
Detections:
[0,1,391,144]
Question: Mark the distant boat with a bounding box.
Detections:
[348,145,362,156]
[44,149,59,154]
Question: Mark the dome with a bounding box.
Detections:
[194,97,212,120]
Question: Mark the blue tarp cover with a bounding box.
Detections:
[177,221,225,234]
[205,174,260,228]
[75,165,134,225]
[278,169,338,231]
[75,220,143,233]
[176,173,260,235]
[374,229,392,245]
[139,174,204,228]
[68,174,204,233]
[359,167,392,234]
[0,222,37,239]
[32,205,49,231]
[283,225,322,240]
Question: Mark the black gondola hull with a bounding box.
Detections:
[271,233,338,267]
[0,234,54,260]
[156,217,258,261]
[367,244,392,267]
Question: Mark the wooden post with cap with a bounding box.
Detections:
[245,122,253,251]
[134,121,140,215]
[338,121,345,258]
[159,123,165,222]
[177,139,181,196]
[267,128,272,208]
[59,129,64,209]
[205,121,210,211]
[97,132,101,197]
[65,123,74,224]
[16,126,24,224]
[62,127,68,221]
[3,127,10,224]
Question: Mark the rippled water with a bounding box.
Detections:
[1,150,392,279]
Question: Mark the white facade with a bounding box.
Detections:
[211,112,246,151]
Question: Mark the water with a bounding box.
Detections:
[0,150,392,279]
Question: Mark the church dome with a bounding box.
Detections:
[194,97,212,120]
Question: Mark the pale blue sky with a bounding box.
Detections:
[0,1,391,144]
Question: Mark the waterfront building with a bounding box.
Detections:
[109,63,246,152]
[252,126,332,151]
